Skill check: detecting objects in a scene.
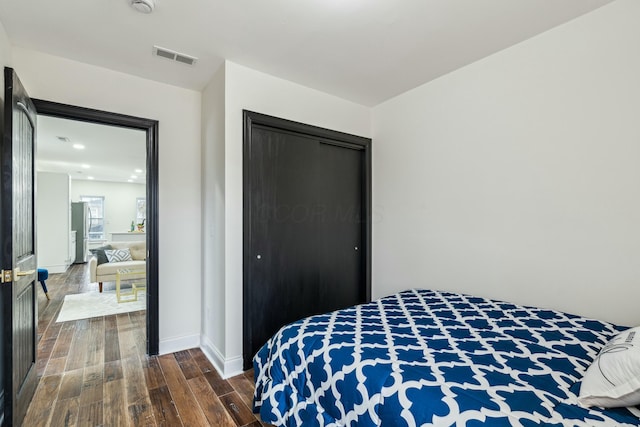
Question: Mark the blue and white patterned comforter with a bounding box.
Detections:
[254,289,640,426]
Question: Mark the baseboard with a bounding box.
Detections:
[158,334,200,355]
[41,263,70,274]
[200,335,244,379]
[200,335,224,375]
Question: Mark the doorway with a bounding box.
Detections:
[33,99,159,354]
[242,111,372,369]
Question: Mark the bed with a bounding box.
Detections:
[253,289,640,426]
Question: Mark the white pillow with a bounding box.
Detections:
[578,326,640,408]
[105,248,132,263]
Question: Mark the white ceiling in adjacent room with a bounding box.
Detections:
[37,116,146,184]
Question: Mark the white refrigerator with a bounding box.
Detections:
[71,201,92,263]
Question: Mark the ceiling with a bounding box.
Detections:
[0,0,614,107]
[37,116,146,184]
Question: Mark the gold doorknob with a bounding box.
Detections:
[16,269,35,276]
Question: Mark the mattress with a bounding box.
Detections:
[253,289,639,426]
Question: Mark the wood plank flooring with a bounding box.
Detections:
[26,264,271,427]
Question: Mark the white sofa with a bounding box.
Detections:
[89,241,146,292]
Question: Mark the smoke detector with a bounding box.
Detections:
[130,0,155,14]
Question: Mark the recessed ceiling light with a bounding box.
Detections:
[135,169,143,173]
[131,175,138,179]
[73,144,85,150]
[88,176,94,180]
[127,179,133,183]
[82,164,90,169]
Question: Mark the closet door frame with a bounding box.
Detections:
[242,110,372,369]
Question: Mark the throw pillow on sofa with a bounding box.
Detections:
[105,248,133,263]
[89,244,113,265]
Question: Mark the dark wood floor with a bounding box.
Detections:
[26,263,269,427]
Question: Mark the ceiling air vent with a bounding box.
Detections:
[56,136,71,142]
[153,46,198,66]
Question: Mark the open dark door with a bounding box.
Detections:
[1,67,39,426]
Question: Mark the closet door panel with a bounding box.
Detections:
[316,142,364,315]
[248,127,319,361]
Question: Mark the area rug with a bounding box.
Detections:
[56,290,146,322]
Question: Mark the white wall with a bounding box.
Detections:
[201,65,226,361]
[12,48,203,352]
[0,20,9,425]
[0,19,12,149]
[372,0,640,327]
[71,180,146,239]
[205,61,371,376]
[37,172,71,272]
[0,21,10,71]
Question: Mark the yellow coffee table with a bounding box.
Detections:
[115,268,146,303]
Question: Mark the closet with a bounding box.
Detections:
[243,111,371,369]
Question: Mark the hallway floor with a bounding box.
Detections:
[26,264,268,426]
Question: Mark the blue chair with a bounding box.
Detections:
[37,268,49,300]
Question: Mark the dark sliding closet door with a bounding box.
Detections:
[243,111,371,370]
[248,127,322,347]
[315,142,364,315]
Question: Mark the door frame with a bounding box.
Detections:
[32,99,160,355]
[242,110,372,369]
